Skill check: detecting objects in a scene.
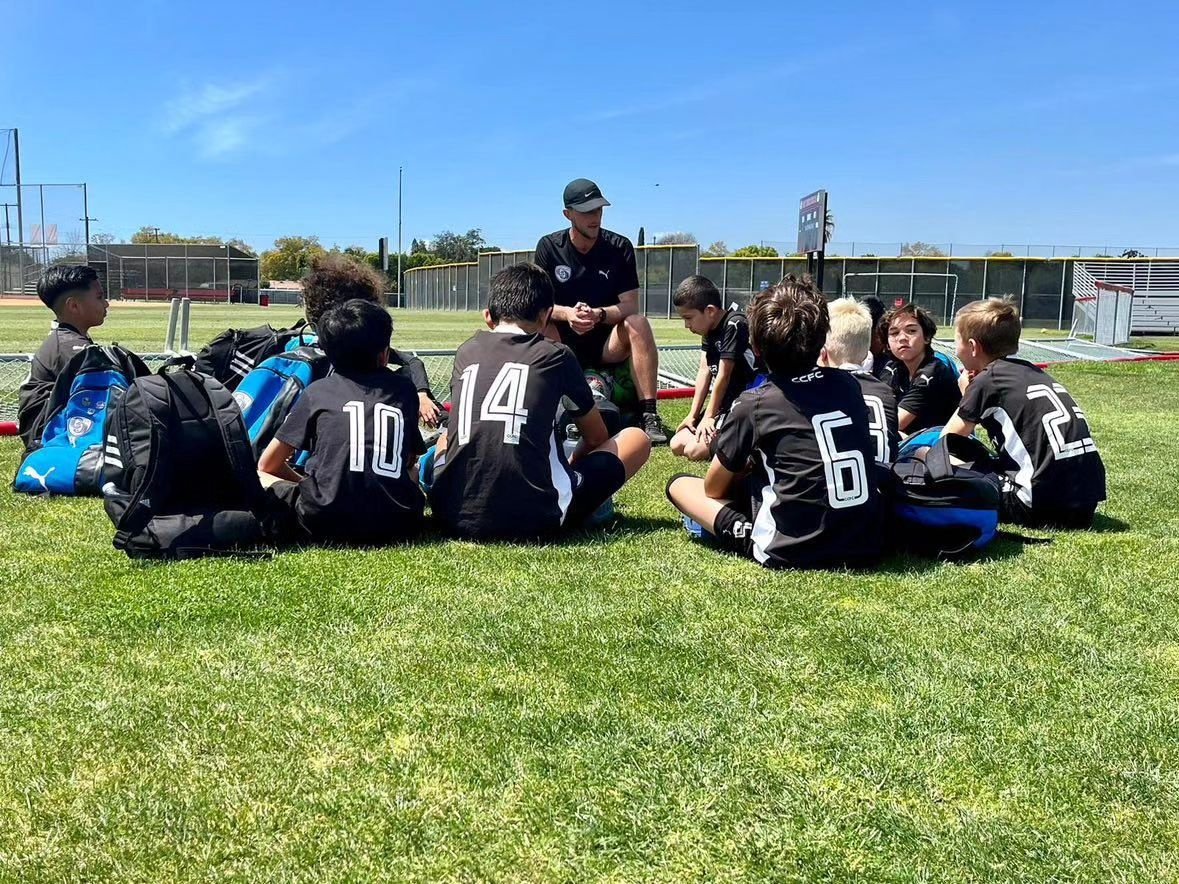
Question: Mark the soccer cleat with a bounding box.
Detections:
[681,513,705,539]
[586,496,615,528]
[640,411,670,445]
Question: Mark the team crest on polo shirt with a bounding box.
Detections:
[555,265,572,283]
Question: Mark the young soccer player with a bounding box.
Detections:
[429,262,651,541]
[879,303,960,435]
[17,264,109,450]
[666,275,883,568]
[301,255,442,427]
[943,298,1107,528]
[258,298,426,545]
[860,294,888,374]
[670,275,762,461]
[818,298,899,465]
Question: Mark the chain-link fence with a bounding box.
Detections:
[759,241,1179,258]
[86,244,261,303]
[405,245,703,317]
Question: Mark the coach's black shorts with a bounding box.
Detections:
[559,323,613,371]
[564,450,627,528]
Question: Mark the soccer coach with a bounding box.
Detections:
[533,178,668,444]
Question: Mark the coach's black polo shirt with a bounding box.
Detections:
[533,228,639,367]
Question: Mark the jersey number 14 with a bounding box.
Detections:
[457,362,531,445]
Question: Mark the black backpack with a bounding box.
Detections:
[889,434,1001,558]
[101,368,276,560]
[192,321,309,390]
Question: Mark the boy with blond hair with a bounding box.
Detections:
[818,298,899,465]
[943,298,1106,527]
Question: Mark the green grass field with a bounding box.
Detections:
[2,307,1179,880]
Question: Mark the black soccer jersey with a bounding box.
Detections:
[533,228,640,311]
[17,322,94,450]
[712,368,883,568]
[882,351,961,433]
[703,308,761,415]
[848,368,899,465]
[957,357,1106,514]
[275,369,425,543]
[431,329,597,540]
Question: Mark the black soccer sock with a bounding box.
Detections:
[639,398,657,415]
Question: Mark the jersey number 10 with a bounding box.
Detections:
[342,400,405,479]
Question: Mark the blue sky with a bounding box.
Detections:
[3,0,1178,253]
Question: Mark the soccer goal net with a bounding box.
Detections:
[1072,280,1134,346]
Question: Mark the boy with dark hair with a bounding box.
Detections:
[670,275,762,461]
[860,295,888,373]
[17,264,109,449]
[818,297,899,465]
[300,254,442,427]
[429,262,651,540]
[879,302,960,435]
[666,275,883,568]
[943,298,1106,527]
[258,298,426,545]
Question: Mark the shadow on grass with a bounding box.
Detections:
[1089,512,1129,534]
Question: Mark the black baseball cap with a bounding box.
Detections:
[563,178,610,212]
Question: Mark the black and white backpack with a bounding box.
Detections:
[192,321,309,390]
[101,368,276,559]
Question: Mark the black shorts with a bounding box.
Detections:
[564,450,627,528]
[980,472,1097,529]
[559,323,613,371]
[265,479,311,544]
[265,480,424,545]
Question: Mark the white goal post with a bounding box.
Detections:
[1072,280,1134,346]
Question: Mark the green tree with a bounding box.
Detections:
[431,228,487,263]
[702,241,728,257]
[824,210,835,245]
[129,227,225,245]
[654,232,697,245]
[732,244,779,258]
[259,236,327,281]
[900,241,948,257]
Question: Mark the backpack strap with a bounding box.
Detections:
[112,385,165,551]
[169,370,267,515]
[922,433,995,482]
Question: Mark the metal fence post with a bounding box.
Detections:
[1058,260,1068,330]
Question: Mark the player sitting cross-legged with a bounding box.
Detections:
[258,299,427,546]
[942,297,1107,528]
[427,263,651,541]
[666,275,884,569]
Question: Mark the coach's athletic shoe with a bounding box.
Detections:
[641,411,670,445]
